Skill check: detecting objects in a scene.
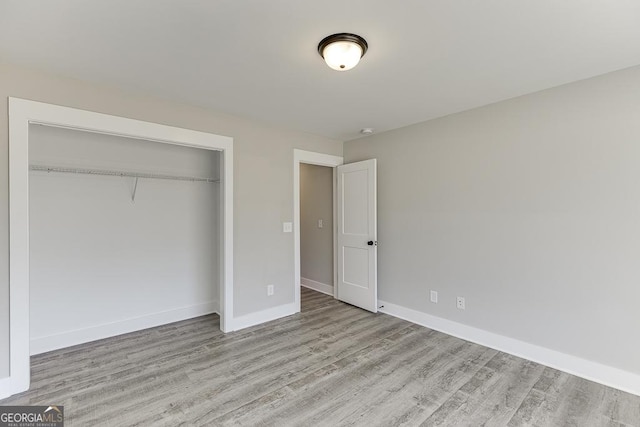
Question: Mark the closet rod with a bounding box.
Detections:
[29,165,220,183]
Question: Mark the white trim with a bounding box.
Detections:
[301,277,334,296]
[293,149,343,314]
[232,302,297,331]
[379,300,640,397]
[7,98,234,398]
[220,141,234,333]
[30,301,219,355]
[332,168,338,300]
[0,377,11,400]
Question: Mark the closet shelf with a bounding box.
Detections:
[29,165,220,183]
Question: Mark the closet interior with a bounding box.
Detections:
[28,123,221,354]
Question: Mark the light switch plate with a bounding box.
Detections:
[283,222,293,233]
[318,219,323,228]
[430,290,438,303]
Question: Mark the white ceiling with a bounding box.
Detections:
[1,1,639,140]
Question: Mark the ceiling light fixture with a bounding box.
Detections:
[318,33,368,71]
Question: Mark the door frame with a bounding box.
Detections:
[293,149,343,312]
[6,98,234,398]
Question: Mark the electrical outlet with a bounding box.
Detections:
[283,222,293,233]
[430,290,438,303]
[318,219,323,228]
[456,296,465,310]
[267,285,274,296]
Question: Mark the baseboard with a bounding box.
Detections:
[378,300,640,397]
[301,277,334,296]
[232,302,297,331]
[0,376,11,400]
[30,300,219,355]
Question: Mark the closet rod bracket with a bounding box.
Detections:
[131,177,139,202]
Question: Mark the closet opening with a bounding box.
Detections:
[7,98,234,397]
[28,124,222,355]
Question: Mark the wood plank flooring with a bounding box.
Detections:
[1,287,639,426]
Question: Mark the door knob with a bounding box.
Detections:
[367,241,375,246]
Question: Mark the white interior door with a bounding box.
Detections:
[337,159,377,312]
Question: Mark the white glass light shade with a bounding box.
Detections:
[322,41,363,71]
[318,33,368,71]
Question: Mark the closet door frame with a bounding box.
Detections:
[6,98,234,398]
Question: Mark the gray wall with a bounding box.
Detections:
[344,65,640,375]
[0,63,342,378]
[29,125,218,349]
[300,164,333,287]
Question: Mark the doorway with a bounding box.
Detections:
[293,149,343,313]
[299,163,334,310]
[293,150,378,315]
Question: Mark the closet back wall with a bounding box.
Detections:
[29,124,220,354]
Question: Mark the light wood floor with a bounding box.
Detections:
[1,287,639,426]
